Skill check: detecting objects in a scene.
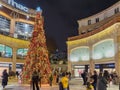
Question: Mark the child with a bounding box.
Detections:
[86,82,94,90]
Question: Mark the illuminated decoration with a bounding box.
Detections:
[7,0,29,12]
[93,39,115,59]
[22,11,51,84]
[36,7,42,12]
[70,47,89,62]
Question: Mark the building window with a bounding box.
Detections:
[88,20,91,25]
[0,44,12,58]
[114,8,119,14]
[0,15,10,32]
[17,48,28,59]
[15,22,33,39]
[96,18,99,23]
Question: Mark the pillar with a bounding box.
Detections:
[67,49,72,73]
[10,19,15,36]
[89,46,95,74]
[12,48,17,72]
[116,36,120,76]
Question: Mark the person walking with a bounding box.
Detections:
[81,70,88,85]
[2,69,9,89]
[97,72,108,90]
[90,70,98,90]
[31,69,40,90]
[60,72,69,90]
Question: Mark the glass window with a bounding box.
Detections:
[0,44,4,52]
[70,47,89,62]
[96,18,99,23]
[4,46,12,58]
[17,48,28,59]
[93,39,115,60]
[0,15,10,32]
[114,8,119,14]
[0,44,12,58]
[15,22,33,38]
[88,20,91,25]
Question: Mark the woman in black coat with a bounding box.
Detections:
[32,70,40,90]
[2,69,9,89]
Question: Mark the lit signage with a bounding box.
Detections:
[7,0,29,12]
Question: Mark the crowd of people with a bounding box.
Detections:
[0,68,119,90]
[81,70,119,90]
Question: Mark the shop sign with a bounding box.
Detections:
[5,0,29,12]
[0,63,9,67]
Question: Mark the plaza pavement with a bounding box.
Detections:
[0,78,119,90]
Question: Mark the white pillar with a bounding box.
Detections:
[67,49,72,73]
[12,48,17,72]
[89,46,95,74]
[10,19,15,36]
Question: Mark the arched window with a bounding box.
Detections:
[0,44,12,58]
[17,48,28,59]
[93,39,115,60]
[70,47,89,62]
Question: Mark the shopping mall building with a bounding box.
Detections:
[0,0,67,75]
[0,0,35,74]
[67,1,120,77]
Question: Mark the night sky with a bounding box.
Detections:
[15,0,119,52]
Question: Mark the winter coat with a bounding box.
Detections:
[32,71,39,82]
[2,71,9,86]
[97,76,108,90]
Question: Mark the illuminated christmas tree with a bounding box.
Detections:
[22,11,51,84]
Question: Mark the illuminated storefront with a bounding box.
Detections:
[67,1,120,77]
[0,0,34,73]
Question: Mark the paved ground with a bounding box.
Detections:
[0,78,119,90]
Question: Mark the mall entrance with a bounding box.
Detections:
[95,63,115,73]
[72,63,115,78]
[0,63,23,76]
[72,65,88,78]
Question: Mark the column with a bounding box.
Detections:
[89,46,95,74]
[113,25,120,77]
[116,36,120,76]
[10,19,15,36]
[12,48,17,72]
[67,49,72,73]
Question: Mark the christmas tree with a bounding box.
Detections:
[22,11,51,84]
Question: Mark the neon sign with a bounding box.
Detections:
[7,0,29,12]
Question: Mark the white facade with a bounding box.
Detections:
[78,1,120,34]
